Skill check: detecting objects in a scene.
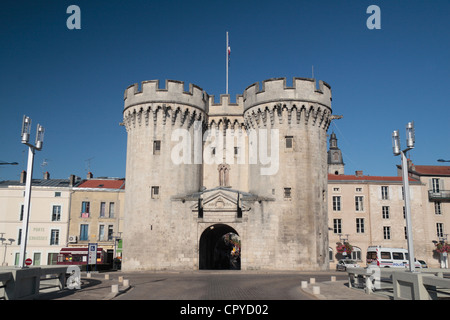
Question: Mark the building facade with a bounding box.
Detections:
[66,175,125,264]
[0,171,76,266]
[121,77,334,271]
[326,135,450,268]
[403,163,450,268]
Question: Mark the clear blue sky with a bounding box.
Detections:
[0,0,449,181]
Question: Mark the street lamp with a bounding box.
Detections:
[18,115,45,268]
[392,121,416,272]
[1,235,15,266]
[0,161,18,165]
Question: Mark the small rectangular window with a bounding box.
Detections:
[333,219,342,234]
[54,192,61,197]
[355,196,364,211]
[432,178,440,193]
[382,206,389,219]
[151,186,160,199]
[435,202,442,215]
[356,218,365,233]
[383,226,391,240]
[109,202,115,218]
[153,140,161,155]
[285,136,293,149]
[80,224,89,241]
[99,225,105,241]
[52,205,61,221]
[284,187,291,199]
[333,196,341,211]
[50,229,60,245]
[381,186,389,200]
[437,223,444,238]
[100,202,106,217]
[81,201,90,217]
[108,225,114,241]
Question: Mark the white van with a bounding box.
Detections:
[366,246,421,269]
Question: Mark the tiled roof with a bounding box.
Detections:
[412,165,450,176]
[328,174,419,183]
[76,179,125,189]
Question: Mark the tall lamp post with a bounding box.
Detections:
[18,115,44,268]
[392,121,416,272]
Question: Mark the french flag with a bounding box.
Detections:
[228,39,231,64]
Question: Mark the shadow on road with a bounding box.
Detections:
[37,278,102,300]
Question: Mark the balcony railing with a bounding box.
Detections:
[429,190,450,202]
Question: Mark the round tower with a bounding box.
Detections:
[122,80,207,271]
[242,77,332,270]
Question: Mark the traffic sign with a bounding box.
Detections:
[25,258,32,266]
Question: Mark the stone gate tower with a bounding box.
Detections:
[122,77,333,271]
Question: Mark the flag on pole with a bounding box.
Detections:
[227,37,231,65]
[226,31,230,94]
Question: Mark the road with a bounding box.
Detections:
[113,270,347,300]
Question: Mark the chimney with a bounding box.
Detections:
[20,171,26,184]
[87,172,93,179]
[69,174,76,187]
[44,171,50,180]
[355,170,363,177]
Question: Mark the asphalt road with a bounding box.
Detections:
[113,270,346,300]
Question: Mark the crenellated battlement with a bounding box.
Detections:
[243,77,332,112]
[122,77,333,131]
[207,94,244,116]
[124,79,208,112]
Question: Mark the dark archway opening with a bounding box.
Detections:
[199,224,240,270]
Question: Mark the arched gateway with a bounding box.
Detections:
[199,224,240,270]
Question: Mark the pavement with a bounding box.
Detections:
[36,270,390,301]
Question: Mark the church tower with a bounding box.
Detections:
[327,132,345,175]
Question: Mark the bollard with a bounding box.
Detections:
[111,284,119,293]
[301,281,308,289]
[310,277,315,284]
[123,279,129,287]
[331,276,336,282]
[105,274,110,280]
[313,286,320,295]
[118,276,124,283]
[87,273,92,278]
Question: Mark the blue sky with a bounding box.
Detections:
[0,0,449,181]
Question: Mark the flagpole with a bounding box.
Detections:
[226,31,229,94]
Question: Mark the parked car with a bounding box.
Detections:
[336,259,359,271]
[418,260,428,268]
